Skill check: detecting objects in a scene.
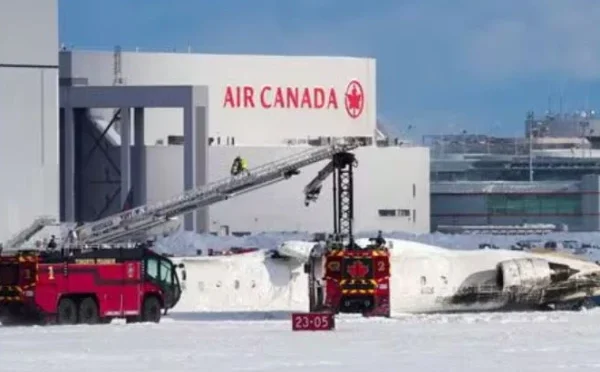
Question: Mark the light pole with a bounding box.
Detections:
[528,129,533,182]
[526,112,534,182]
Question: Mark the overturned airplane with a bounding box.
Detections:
[170,238,600,315]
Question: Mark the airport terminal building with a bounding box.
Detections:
[427,118,600,232]
[431,176,600,232]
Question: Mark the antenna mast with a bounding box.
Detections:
[113,45,123,86]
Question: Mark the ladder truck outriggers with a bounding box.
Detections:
[302,150,391,317]
[0,142,361,325]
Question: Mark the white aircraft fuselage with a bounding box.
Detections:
[170,238,600,315]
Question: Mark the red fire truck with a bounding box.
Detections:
[306,242,391,317]
[302,150,391,318]
[0,243,182,325]
[322,245,390,316]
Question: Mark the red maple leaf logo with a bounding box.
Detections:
[347,260,369,278]
[345,80,364,119]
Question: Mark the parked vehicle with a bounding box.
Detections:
[0,243,182,325]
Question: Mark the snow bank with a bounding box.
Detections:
[155,231,311,256]
[154,229,600,261]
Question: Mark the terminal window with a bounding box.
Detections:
[378,209,411,217]
[486,194,581,215]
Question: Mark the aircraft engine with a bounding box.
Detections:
[496,258,552,291]
[496,258,578,292]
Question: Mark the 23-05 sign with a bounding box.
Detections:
[291,312,335,331]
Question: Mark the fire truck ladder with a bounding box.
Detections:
[66,142,360,246]
[303,151,357,244]
[2,216,58,249]
[303,150,358,312]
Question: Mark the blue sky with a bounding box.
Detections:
[59,0,600,140]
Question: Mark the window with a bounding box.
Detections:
[146,257,159,280]
[413,209,416,223]
[379,209,411,217]
[398,209,410,217]
[378,209,397,217]
[159,260,173,285]
[539,196,556,213]
[146,256,173,285]
[413,184,416,198]
[486,194,581,215]
[555,196,580,214]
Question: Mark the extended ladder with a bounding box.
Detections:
[2,216,58,249]
[69,142,360,245]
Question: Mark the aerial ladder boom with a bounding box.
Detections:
[303,161,334,206]
[67,142,360,246]
[303,151,357,244]
[2,216,58,249]
[303,150,360,314]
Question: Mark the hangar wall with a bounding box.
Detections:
[59,50,376,146]
[58,49,430,234]
[0,0,59,241]
[73,143,430,234]
[145,145,430,234]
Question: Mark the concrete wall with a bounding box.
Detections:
[148,145,429,234]
[0,0,59,241]
[59,50,376,146]
[81,144,430,234]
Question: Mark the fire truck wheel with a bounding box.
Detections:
[142,296,161,323]
[78,297,99,324]
[57,297,78,325]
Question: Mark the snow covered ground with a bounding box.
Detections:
[155,229,600,261]
[4,230,600,371]
[3,310,600,371]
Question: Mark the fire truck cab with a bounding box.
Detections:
[306,240,391,317]
[0,243,182,325]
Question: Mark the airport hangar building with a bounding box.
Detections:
[0,0,60,242]
[1,0,430,243]
[55,49,431,236]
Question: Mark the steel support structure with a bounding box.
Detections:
[331,151,356,245]
[60,85,209,233]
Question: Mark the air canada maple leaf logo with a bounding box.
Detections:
[347,260,369,278]
[344,80,364,119]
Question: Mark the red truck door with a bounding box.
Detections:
[37,262,66,313]
[121,260,141,315]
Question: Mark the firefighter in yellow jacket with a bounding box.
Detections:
[231,155,250,176]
